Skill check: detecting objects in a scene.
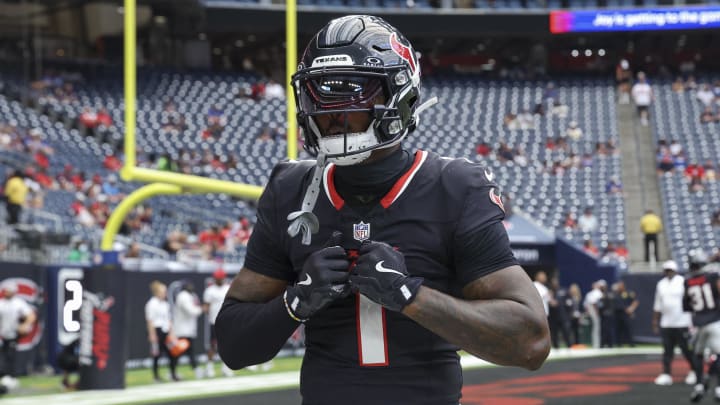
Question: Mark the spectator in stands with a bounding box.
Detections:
[67,241,90,263]
[0,282,36,389]
[565,120,583,140]
[583,239,599,257]
[595,141,609,156]
[145,280,179,382]
[202,269,234,378]
[673,152,687,172]
[173,281,204,379]
[696,83,715,107]
[503,112,519,130]
[78,107,99,134]
[605,175,623,194]
[161,100,183,131]
[514,146,528,167]
[123,241,142,259]
[685,75,698,90]
[96,108,112,128]
[700,106,717,124]
[102,174,124,203]
[3,170,27,225]
[652,260,697,386]
[631,71,653,126]
[550,99,569,118]
[703,160,717,182]
[657,148,675,173]
[263,78,285,99]
[669,139,683,157]
[207,104,226,127]
[616,59,632,104]
[162,230,186,255]
[685,162,704,182]
[517,109,535,130]
[671,77,685,93]
[562,211,577,230]
[226,215,252,251]
[542,82,558,105]
[199,225,225,256]
[580,153,594,168]
[475,142,491,157]
[578,207,599,234]
[497,142,515,162]
[640,209,662,263]
[103,149,123,171]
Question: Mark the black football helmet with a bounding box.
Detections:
[292,15,422,165]
[688,248,709,272]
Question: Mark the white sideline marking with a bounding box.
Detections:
[5,348,664,405]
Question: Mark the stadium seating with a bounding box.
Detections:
[0,66,626,267]
[650,77,720,269]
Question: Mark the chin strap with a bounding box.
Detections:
[415,96,438,116]
[287,153,327,245]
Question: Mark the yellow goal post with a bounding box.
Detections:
[101,0,298,253]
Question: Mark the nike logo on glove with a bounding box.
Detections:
[375,261,404,276]
[298,274,312,286]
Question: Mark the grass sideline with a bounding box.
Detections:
[6,357,303,399]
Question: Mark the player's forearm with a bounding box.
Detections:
[215,295,298,369]
[402,286,550,370]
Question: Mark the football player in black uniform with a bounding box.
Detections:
[683,249,720,402]
[216,15,550,405]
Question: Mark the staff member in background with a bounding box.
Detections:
[613,281,639,347]
[0,282,36,390]
[640,209,663,264]
[3,170,28,225]
[203,269,233,378]
[173,281,203,379]
[652,260,696,386]
[584,280,606,349]
[145,280,179,382]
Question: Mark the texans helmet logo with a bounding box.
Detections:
[389,33,417,74]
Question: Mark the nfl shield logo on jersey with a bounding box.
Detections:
[353,222,370,242]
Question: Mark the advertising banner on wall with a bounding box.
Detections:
[77,268,127,390]
[0,263,46,376]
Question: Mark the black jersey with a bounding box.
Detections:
[683,271,720,327]
[244,150,517,405]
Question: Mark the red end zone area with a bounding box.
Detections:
[461,355,693,405]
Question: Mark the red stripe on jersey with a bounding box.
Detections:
[380,150,426,209]
[325,164,345,210]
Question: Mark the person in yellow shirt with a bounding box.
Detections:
[3,170,28,225]
[640,209,663,263]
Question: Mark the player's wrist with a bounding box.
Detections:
[283,289,308,323]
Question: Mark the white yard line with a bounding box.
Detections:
[5,347,664,405]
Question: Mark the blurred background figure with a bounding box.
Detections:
[0,282,36,390]
[173,281,203,379]
[203,269,233,378]
[145,281,178,382]
[652,260,695,387]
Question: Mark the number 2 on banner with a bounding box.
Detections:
[356,294,388,366]
[63,280,83,332]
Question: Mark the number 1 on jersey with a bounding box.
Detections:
[356,294,389,366]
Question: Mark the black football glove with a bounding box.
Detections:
[349,240,423,312]
[284,232,351,321]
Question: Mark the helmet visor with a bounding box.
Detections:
[299,74,385,112]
